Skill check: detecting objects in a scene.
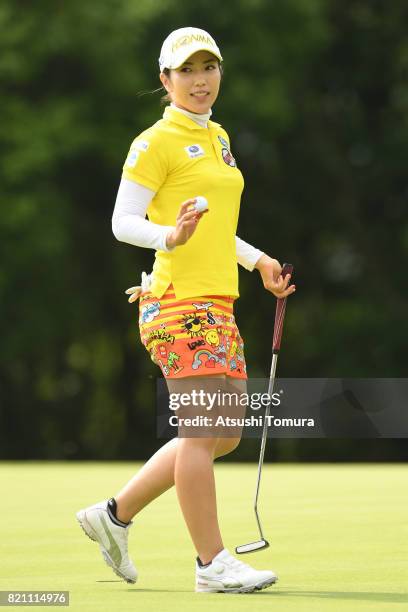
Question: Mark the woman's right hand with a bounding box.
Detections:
[166,198,208,249]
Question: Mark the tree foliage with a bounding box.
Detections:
[1,0,407,459]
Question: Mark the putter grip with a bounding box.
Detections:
[272,263,293,353]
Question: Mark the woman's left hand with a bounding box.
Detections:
[255,254,296,299]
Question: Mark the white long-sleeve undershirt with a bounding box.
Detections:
[112,178,264,270]
[112,104,264,271]
[112,179,174,252]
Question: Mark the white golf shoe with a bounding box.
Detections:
[76,499,137,584]
[195,548,278,593]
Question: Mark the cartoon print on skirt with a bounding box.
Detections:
[139,285,247,379]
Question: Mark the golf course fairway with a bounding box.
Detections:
[1,462,407,611]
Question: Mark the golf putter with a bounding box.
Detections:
[236,263,294,554]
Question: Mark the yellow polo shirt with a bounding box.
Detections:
[122,106,245,299]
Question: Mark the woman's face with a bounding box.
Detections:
[160,50,221,114]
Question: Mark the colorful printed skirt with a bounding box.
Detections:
[138,284,247,379]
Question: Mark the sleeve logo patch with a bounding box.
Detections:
[218,135,229,148]
[184,144,205,158]
[221,148,237,167]
[132,140,150,152]
[126,150,140,167]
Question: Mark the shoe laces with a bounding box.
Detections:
[225,555,251,571]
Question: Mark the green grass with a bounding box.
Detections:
[1,462,407,611]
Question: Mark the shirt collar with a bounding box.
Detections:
[163,105,221,130]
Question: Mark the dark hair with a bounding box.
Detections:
[160,61,224,106]
[160,68,172,105]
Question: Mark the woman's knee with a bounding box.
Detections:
[177,435,240,458]
[177,436,219,455]
[214,435,242,458]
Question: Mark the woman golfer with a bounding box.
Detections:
[77,26,295,593]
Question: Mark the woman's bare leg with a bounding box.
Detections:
[115,435,241,524]
[114,375,246,565]
[172,374,246,564]
[174,435,223,564]
[114,373,214,524]
[114,437,179,523]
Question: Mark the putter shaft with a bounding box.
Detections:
[254,352,278,541]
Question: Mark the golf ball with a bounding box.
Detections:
[194,196,208,213]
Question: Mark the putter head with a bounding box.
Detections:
[235,539,270,554]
